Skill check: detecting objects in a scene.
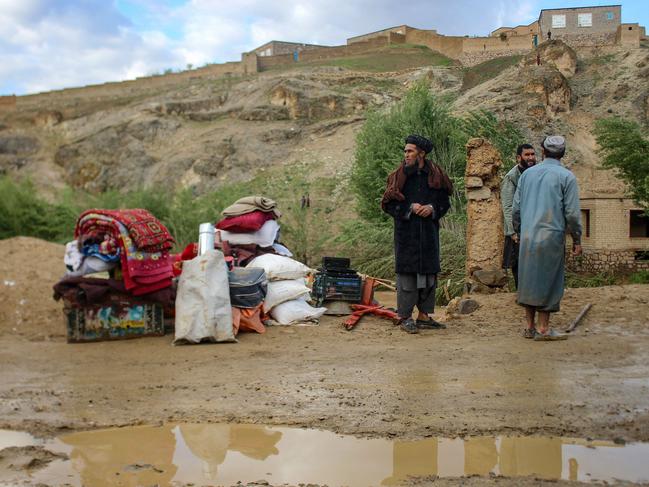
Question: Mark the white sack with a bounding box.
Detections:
[174,250,235,344]
[217,219,279,248]
[247,254,310,281]
[270,299,327,325]
[263,279,310,313]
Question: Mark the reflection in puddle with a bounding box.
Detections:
[1,424,648,486]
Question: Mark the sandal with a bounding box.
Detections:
[533,328,568,341]
[522,328,537,339]
[416,318,447,329]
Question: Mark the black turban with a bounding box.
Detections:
[405,134,433,154]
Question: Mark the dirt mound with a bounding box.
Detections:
[0,237,66,341]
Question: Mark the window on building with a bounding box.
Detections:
[578,13,593,27]
[606,11,615,21]
[552,14,566,28]
[630,210,649,237]
[581,209,591,238]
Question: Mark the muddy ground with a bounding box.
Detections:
[1,236,649,486]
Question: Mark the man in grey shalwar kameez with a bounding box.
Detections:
[512,136,582,341]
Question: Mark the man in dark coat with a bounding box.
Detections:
[381,135,453,334]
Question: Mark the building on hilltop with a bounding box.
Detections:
[491,21,540,40]
[251,40,328,58]
[538,5,621,46]
[347,25,419,44]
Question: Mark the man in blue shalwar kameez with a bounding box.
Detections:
[512,136,582,341]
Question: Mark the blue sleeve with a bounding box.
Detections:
[564,175,582,245]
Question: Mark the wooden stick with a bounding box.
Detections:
[374,281,397,291]
[565,303,592,333]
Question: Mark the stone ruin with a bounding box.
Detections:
[465,138,509,293]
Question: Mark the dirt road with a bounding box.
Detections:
[1,237,649,485]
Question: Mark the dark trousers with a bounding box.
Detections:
[396,274,437,318]
[502,236,519,289]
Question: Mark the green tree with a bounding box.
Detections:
[594,118,649,211]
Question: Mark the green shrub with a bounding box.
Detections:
[595,118,649,210]
[628,270,649,284]
[341,83,522,303]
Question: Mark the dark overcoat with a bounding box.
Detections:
[383,164,451,274]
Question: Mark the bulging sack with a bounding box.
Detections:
[246,254,310,281]
[174,250,235,344]
[263,278,310,313]
[270,298,327,325]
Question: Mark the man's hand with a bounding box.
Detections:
[512,233,519,244]
[411,203,422,213]
[415,205,434,218]
[573,244,582,256]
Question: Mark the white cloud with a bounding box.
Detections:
[0,0,542,95]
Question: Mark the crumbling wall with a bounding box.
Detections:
[465,138,507,293]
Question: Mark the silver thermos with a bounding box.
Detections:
[197,223,215,256]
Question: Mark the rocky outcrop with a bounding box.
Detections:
[33,111,63,127]
[54,118,177,192]
[521,40,578,78]
[269,80,368,120]
[523,65,573,120]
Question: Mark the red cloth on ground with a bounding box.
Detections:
[76,208,175,252]
[216,211,275,233]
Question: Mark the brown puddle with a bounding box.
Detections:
[2,425,649,486]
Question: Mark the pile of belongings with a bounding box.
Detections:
[216,196,326,326]
[173,196,326,339]
[175,196,291,270]
[54,209,176,342]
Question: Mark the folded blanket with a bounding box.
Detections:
[76,208,174,252]
[75,212,173,296]
[222,196,281,219]
[216,210,275,233]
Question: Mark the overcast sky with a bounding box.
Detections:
[1,0,646,95]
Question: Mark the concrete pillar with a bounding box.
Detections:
[465,138,508,293]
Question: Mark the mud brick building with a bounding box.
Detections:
[251,41,327,58]
[538,5,621,46]
[574,198,649,272]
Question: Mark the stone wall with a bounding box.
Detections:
[568,249,649,272]
[459,49,531,67]
[463,34,534,53]
[551,32,617,47]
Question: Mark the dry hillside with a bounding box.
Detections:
[0,41,647,201]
